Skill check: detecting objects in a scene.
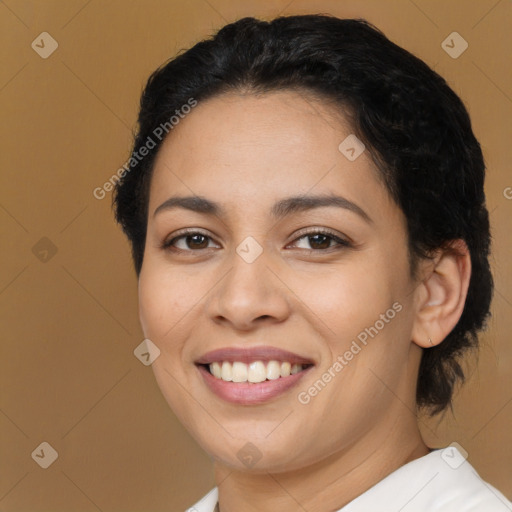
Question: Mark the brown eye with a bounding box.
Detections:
[290,230,351,251]
[184,234,209,249]
[307,233,332,250]
[162,231,218,251]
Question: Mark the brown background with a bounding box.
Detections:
[1,0,511,510]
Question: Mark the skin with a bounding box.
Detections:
[138,90,471,511]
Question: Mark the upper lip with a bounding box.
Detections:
[195,346,315,365]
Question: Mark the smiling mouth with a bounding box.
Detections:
[201,360,313,383]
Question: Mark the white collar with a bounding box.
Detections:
[187,447,511,511]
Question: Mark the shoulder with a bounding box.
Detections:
[341,447,512,512]
[186,487,218,512]
[184,449,511,512]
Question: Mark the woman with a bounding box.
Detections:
[113,15,511,511]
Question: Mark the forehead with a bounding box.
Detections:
[148,90,394,220]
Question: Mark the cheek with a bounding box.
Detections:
[138,266,200,421]
[292,256,412,390]
[138,272,168,340]
[138,267,192,359]
[289,260,398,339]
[138,263,199,336]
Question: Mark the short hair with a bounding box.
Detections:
[113,14,493,415]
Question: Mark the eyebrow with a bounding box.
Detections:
[153,193,372,224]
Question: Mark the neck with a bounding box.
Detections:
[214,418,429,512]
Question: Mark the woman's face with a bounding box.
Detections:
[139,90,424,472]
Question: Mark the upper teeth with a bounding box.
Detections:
[209,361,305,383]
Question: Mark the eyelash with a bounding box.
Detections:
[160,228,352,254]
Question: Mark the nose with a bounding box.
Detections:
[205,249,291,331]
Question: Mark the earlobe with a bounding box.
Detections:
[411,239,471,349]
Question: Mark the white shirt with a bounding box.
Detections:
[186,447,512,511]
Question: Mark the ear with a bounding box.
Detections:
[411,239,471,348]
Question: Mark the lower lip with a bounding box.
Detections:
[197,365,312,405]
